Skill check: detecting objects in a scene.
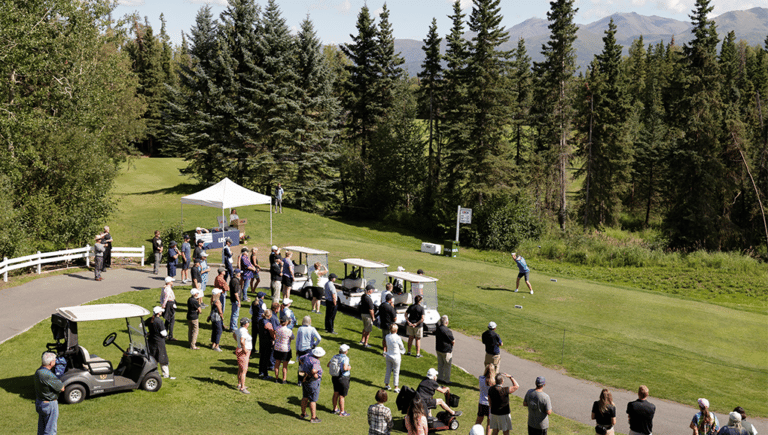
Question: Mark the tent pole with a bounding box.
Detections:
[181,204,184,226]
[270,201,273,245]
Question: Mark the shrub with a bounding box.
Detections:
[466,193,543,252]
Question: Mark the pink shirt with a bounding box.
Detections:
[274,326,294,352]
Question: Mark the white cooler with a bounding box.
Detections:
[420,242,442,255]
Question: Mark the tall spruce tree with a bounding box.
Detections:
[576,19,632,227]
[463,0,514,206]
[417,18,443,213]
[511,38,533,167]
[441,0,471,206]
[665,0,730,249]
[293,16,342,211]
[533,0,579,229]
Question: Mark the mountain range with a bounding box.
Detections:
[394,7,768,76]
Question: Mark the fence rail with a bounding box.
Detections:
[1,245,145,282]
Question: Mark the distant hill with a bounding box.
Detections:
[397,7,768,77]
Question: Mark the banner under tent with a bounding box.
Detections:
[180,178,274,244]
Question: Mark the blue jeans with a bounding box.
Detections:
[36,399,58,435]
[230,302,240,331]
[242,278,251,301]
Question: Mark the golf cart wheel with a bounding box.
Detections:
[63,384,86,404]
[141,373,162,392]
[303,287,311,300]
[449,419,459,430]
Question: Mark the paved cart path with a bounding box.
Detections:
[1,267,764,435]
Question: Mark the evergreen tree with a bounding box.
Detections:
[576,19,632,227]
[463,0,515,206]
[441,0,471,205]
[417,18,443,213]
[511,37,533,167]
[532,0,579,229]
[292,16,342,211]
[665,0,730,249]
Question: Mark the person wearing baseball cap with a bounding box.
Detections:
[482,321,502,374]
[228,269,242,333]
[281,298,296,330]
[524,377,552,435]
[161,276,177,341]
[324,273,339,334]
[147,306,173,379]
[167,240,180,278]
[209,288,224,352]
[300,347,326,423]
[187,288,202,349]
[180,234,191,284]
[358,284,376,348]
[416,368,462,417]
[328,344,352,416]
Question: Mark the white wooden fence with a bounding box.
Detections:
[0,245,145,282]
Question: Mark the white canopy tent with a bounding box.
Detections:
[180,178,274,244]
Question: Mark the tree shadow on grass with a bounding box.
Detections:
[0,376,36,400]
[125,182,200,196]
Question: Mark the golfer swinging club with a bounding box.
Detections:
[512,252,533,295]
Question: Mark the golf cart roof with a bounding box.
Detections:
[55,304,150,322]
[384,271,438,283]
[282,246,329,255]
[339,258,389,269]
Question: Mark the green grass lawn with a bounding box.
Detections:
[0,289,590,434]
[1,156,765,431]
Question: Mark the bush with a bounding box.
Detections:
[465,194,543,252]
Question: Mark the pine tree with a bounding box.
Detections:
[463,0,514,206]
[665,0,729,249]
[441,0,471,205]
[533,0,579,229]
[417,18,443,212]
[576,19,632,227]
[292,16,342,211]
[511,38,533,167]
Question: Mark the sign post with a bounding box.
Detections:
[456,206,472,242]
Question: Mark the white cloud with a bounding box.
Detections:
[118,0,145,6]
[181,0,228,5]
[442,0,472,10]
[584,0,762,17]
[307,0,354,14]
[372,7,384,18]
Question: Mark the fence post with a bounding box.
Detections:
[141,245,145,267]
[86,244,90,268]
[37,251,42,275]
[3,257,7,282]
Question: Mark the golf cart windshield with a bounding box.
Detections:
[126,317,148,353]
[364,267,387,292]
[416,281,438,310]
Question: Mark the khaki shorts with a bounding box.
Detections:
[407,324,423,339]
[361,314,373,333]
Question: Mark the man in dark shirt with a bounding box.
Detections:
[378,293,397,348]
[152,230,163,275]
[416,368,462,417]
[187,289,202,349]
[35,352,65,435]
[435,315,455,384]
[481,321,502,373]
[626,385,655,435]
[191,259,202,290]
[193,238,205,262]
[405,295,425,357]
[270,257,283,301]
[358,285,376,347]
[229,269,242,333]
[101,226,113,268]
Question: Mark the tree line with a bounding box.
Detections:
[1,0,766,258]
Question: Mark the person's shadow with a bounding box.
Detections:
[0,375,36,400]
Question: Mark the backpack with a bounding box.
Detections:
[328,354,344,377]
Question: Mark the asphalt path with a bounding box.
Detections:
[1,267,764,435]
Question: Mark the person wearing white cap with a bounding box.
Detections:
[161,277,177,341]
[416,368,462,418]
[328,344,352,417]
[732,407,757,435]
[690,398,719,435]
[234,317,252,394]
[199,251,210,299]
[270,254,283,301]
[511,252,533,294]
[146,306,173,379]
[187,289,202,350]
[300,347,326,423]
[209,288,224,352]
[280,298,296,330]
[281,251,295,300]
[719,412,749,435]
[482,322,502,374]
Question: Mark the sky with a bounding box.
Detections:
[113,0,766,46]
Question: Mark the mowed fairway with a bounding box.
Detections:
[0,157,762,434]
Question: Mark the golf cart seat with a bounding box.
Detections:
[79,345,113,375]
[294,264,308,277]
[342,277,365,293]
[393,292,412,306]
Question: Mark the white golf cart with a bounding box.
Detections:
[337,258,389,309]
[46,304,162,404]
[384,271,442,334]
[282,246,330,299]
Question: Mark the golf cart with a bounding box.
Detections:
[46,304,162,404]
[337,258,389,309]
[282,246,330,300]
[385,271,441,334]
